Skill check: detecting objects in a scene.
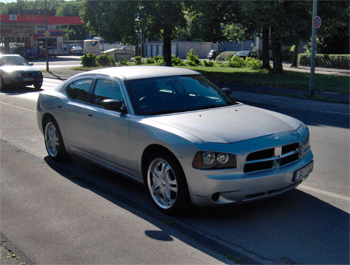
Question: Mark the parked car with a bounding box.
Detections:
[69,45,83,55]
[207,49,223,60]
[103,47,134,61]
[37,66,313,214]
[235,50,259,59]
[14,47,38,60]
[0,54,43,91]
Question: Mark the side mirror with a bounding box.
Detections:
[102,99,127,113]
[221,87,232,97]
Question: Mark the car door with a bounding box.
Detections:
[64,77,95,152]
[86,78,131,172]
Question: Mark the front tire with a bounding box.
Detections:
[146,152,191,215]
[0,76,5,92]
[34,82,42,90]
[44,117,69,161]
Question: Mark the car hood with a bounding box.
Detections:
[1,65,40,72]
[144,104,302,143]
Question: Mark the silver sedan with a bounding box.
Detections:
[37,66,313,214]
[0,54,43,91]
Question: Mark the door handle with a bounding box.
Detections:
[88,113,93,117]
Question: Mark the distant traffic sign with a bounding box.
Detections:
[44,30,51,38]
[313,16,322,29]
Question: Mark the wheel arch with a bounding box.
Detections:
[141,144,183,183]
[41,113,56,132]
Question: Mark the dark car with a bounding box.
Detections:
[0,54,43,91]
[14,47,38,60]
[207,49,223,60]
[235,51,258,59]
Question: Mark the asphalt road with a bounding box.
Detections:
[0,74,349,264]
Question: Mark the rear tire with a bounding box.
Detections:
[146,152,191,215]
[44,117,69,161]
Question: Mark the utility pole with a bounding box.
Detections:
[310,0,321,96]
[45,0,49,72]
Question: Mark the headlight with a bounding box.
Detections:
[193,151,237,170]
[297,123,310,150]
[3,70,20,78]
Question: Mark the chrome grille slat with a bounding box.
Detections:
[244,142,301,173]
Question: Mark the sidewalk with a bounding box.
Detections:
[42,65,350,104]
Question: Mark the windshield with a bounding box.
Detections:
[125,74,236,116]
[0,56,29,66]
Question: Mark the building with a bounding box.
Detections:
[0,14,83,55]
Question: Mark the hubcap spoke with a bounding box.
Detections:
[45,123,59,157]
[148,158,178,209]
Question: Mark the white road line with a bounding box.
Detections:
[299,184,350,202]
[0,101,36,112]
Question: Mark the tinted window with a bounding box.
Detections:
[125,75,236,116]
[66,79,93,103]
[92,79,123,107]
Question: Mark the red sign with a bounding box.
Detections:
[313,16,322,29]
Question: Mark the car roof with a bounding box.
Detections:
[79,66,200,81]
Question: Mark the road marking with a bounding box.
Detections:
[299,184,350,202]
[0,101,36,112]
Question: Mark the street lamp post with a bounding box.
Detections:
[45,0,49,72]
[309,0,319,96]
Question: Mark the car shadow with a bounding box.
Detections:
[44,154,349,264]
[1,85,43,94]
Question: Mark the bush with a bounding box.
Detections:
[146,57,155,64]
[228,56,245,68]
[96,54,116,66]
[216,51,236,61]
[134,56,142,65]
[172,55,185,66]
[299,53,350,69]
[119,58,128,66]
[153,55,163,62]
[186,48,201,66]
[81,53,97,67]
[245,57,263,69]
[203,60,214,67]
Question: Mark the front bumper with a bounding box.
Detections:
[190,152,313,206]
[180,131,314,206]
[3,76,43,86]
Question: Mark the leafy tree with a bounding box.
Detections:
[141,1,187,66]
[185,1,234,43]
[237,1,311,73]
[80,0,138,44]
[317,1,349,54]
[56,1,87,40]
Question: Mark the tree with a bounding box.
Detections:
[317,1,349,54]
[81,1,139,44]
[142,1,187,66]
[186,1,234,43]
[238,1,311,73]
[56,1,87,40]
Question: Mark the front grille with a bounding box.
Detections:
[20,71,41,77]
[244,143,301,173]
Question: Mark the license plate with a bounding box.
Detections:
[294,161,313,182]
[22,77,34,82]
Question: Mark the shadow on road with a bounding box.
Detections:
[1,85,42,94]
[44,154,350,264]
